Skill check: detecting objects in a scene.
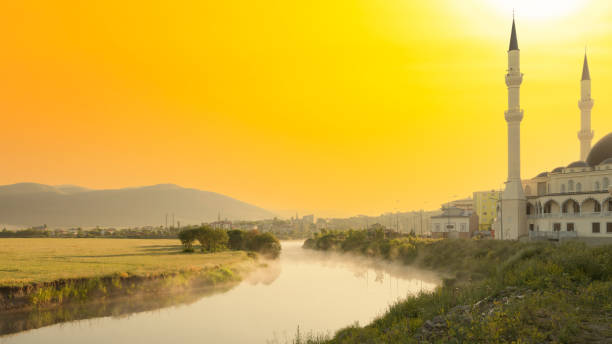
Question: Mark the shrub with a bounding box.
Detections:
[194,226,228,252]
[178,229,198,252]
[248,232,281,258]
[227,229,245,250]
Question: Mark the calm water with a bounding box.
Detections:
[1,241,439,344]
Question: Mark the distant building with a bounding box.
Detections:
[430,207,478,239]
[473,191,500,231]
[442,197,473,212]
[302,215,314,224]
[209,221,233,230]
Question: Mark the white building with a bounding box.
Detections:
[495,19,612,240]
[430,207,478,239]
[523,138,612,240]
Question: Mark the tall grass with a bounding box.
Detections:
[304,231,612,343]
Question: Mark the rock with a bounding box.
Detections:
[423,320,434,329]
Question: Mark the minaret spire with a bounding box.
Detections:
[500,17,526,240]
[578,52,594,161]
[509,19,519,51]
[582,53,591,81]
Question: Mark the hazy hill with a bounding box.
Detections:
[0,183,274,227]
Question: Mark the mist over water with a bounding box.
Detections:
[0,241,439,344]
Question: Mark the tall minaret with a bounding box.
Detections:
[500,18,527,240]
[578,54,594,161]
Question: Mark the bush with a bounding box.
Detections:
[178,226,228,253]
[304,229,439,267]
[227,230,244,250]
[245,232,281,258]
[178,228,198,252]
[181,228,282,259]
[194,226,228,252]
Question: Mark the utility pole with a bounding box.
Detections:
[396,212,399,233]
[447,201,451,237]
[500,188,504,240]
[420,210,423,236]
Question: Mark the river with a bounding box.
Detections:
[0,241,439,344]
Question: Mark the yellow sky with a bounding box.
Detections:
[1,0,612,217]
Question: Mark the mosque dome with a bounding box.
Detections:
[599,158,612,165]
[551,167,564,173]
[535,172,549,178]
[567,161,590,168]
[587,133,612,166]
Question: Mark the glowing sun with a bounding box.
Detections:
[493,0,584,19]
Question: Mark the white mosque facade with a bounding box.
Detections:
[496,20,612,240]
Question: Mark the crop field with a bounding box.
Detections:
[0,238,250,287]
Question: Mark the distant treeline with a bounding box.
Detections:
[178,226,281,258]
[0,227,180,239]
[0,225,312,240]
[303,226,439,262]
[0,228,51,238]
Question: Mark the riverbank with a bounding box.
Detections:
[302,230,612,343]
[0,238,260,312]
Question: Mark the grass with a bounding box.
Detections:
[302,230,612,343]
[0,238,251,287]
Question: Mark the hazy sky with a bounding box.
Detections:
[2,1,612,217]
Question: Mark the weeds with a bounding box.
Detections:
[304,231,612,343]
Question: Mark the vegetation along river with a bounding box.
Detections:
[0,241,440,344]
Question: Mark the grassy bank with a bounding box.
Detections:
[302,230,612,343]
[0,238,258,311]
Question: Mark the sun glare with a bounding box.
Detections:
[492,0,584,19]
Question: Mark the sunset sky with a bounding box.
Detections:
[2,1,612,217]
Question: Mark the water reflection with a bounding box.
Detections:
[0,241,439,344]
[0,284,236,336]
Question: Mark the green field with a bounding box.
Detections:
[0,238,251,287]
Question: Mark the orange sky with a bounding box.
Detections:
[2,1,612,217]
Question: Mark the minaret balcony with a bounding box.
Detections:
[578,99,594,110]
[505,73,523,87]
[505,109,524,122]
[578,130,594,140]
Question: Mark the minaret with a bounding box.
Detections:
[500,19,527,240]
[578,53,594,161]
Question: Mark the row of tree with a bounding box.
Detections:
[178,227,228,252]
[178,227,281,258]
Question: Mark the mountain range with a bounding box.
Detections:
[0,183,274,228]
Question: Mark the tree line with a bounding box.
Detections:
[178,226,281,258]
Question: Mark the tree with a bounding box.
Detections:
[178,228,198,252]
[245,231,281,258]
[227,229,244,250]
[195,226,229,252]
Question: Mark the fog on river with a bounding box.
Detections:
[0,241,440,344]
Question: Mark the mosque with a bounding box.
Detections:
[495,19,612,240]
